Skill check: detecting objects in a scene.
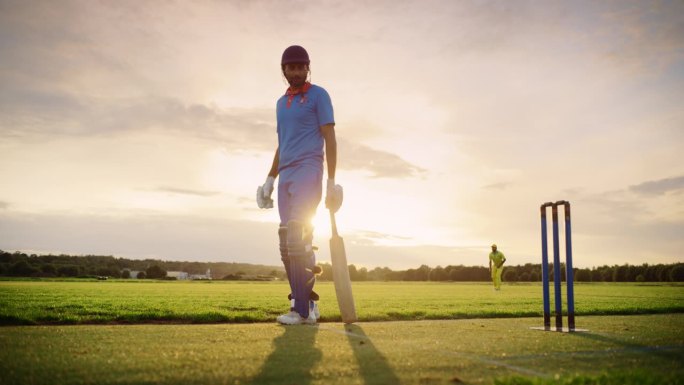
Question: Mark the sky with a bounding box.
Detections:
[1,0,683,270]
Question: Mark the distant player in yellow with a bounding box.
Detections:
[489,244,506,290]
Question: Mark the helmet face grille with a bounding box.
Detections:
[282,45,310,65]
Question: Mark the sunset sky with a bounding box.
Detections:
[1,0,682,270]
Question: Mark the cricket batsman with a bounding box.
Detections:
[257,45,343,325]
[489,244,506,290]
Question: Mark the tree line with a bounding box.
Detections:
[1,250,682,282]
[318,262,684,282]
[0,250,283,280]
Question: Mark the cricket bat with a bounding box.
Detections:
[329,209,358,323]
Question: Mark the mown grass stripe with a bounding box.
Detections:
[1,281,682,325]
[316,323,550,378]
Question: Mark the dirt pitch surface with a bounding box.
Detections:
[1,314,682,384]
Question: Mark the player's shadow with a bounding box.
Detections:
[249,325,322,385]
[345,324,401,385]
[569,330,681,361]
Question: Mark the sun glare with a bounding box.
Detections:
[203,149,466,249]
[308,175,464,248]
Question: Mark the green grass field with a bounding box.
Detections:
[1,280,682,325]
[1,315,682,384]
[1,280,683,384]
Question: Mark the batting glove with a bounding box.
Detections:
[257,176,275,209]
[325,178,343,213]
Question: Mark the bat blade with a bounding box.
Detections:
[329,212,357,323]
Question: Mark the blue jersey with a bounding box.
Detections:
[276,84,334,171]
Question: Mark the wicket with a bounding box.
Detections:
[540,200,575,332]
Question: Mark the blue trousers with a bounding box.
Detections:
[278,164,322,318]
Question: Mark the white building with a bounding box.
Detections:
[190,268,212,280]
[126,270,144,279]
[166,271,189,280]
[123,269,208,280]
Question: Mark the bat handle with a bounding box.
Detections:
[329,209,339,237]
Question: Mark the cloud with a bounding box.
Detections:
[0,211,282,265]
[483,182,510,190]
[575,187,651,223]
[571,178,684,246]
[333,241,488,269]
[0,90,424,178]
[0,90,276,144]
[0,1,423,179]
[629,175,684,196]
[154,186,221,197]
[596,1,684,74]
[0,90,426,180]
[348,230,413,246]
[339,138,427,178]
[0,201,8,210]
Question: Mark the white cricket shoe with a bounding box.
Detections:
[310,301,320,320]
[287,297,319,320]
[277,311,316,325]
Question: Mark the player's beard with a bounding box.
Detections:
[286,73,307,88]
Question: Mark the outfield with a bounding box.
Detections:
[1,280,683,384]
[1,280,682,325]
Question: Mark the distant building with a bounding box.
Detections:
[190,268,212,280]
[166,271,189,280]
[126,270,143,279]
[123,269,207,280]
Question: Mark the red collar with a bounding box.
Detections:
[286,82,312,96]
[285,82,311,108]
